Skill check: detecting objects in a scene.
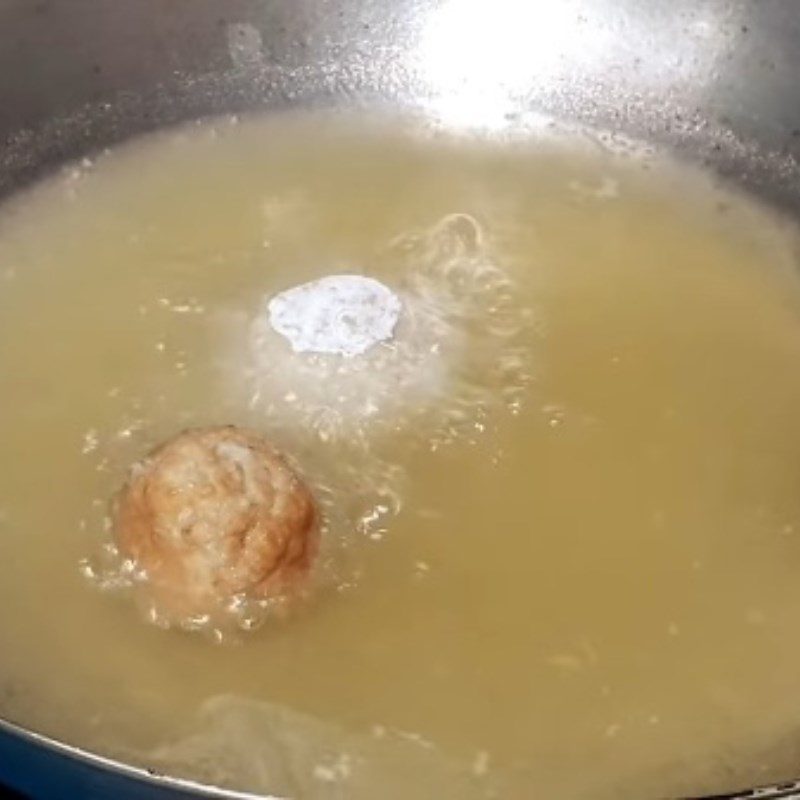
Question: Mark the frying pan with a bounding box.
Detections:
[1,1,800,797]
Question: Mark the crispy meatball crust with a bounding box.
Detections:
[114,426,317,625]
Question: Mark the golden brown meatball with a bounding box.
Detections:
[113,426,317,627]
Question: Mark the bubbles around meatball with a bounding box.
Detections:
[113,426,317,631]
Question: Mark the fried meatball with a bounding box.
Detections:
[113,426,317,626]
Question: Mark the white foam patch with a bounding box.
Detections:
[268,275,402,357]
[238,214,534,445]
